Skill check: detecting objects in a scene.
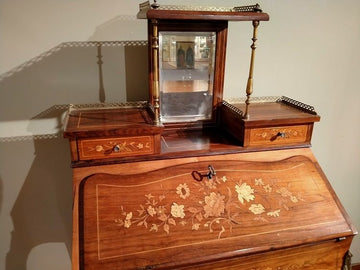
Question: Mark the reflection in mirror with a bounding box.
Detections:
[159,32,216,122]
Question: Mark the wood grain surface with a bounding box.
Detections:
[146,9,270,22]
[78,154,354,269]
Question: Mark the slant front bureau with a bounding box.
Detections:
[63,2,357,269]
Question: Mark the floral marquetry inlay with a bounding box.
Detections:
[83,156,346,264]
[78,136,154,160]
[112,167,303,239]
[250,125,308,145]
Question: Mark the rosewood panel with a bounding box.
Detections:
[177,237,353,269]
[79,155,353,270]
[64,107,163,139]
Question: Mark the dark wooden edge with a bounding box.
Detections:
[352,263,360,270]
[147,9,269,21]
[162,121,217,132]
[218,102,245,144]
[69,144,313,168]
[78,174,90,270]
[212,23,227,122]
[243,119,321,128]
[64,126,164,139]
[157,19,228,32]
[69,138,79,162]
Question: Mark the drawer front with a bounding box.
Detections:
[78,136,155,160]
[181,237,352,270]
[249,125,308,146]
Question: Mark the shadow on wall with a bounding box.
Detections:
[0,176,3,214]
[0,40,148,269]
[0,41,149,122]
[4,137,72,270]
[88,15,147,42]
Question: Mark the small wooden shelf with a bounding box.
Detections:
[220,97,321,147]
[63,97,321,167]
[146,9,270,21]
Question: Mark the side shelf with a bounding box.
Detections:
[219,97,320,147]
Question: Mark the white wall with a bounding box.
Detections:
[0,0,359,269]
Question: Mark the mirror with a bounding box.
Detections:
[159,31,216,123]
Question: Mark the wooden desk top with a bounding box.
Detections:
[225,99,320,127]
[64,107,163,139]
[63,99,321,167]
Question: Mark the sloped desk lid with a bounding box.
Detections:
[80,155,354,269]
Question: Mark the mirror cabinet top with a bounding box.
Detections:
[143,3,269,126]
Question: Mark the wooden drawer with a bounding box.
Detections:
[219,99,320,148]
[180,237,352,270]
[78,136,156,160]
[248,124,309,146]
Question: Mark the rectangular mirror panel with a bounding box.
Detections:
[159,31,216,123]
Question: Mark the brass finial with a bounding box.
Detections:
[151,0,160,9]
[254,4,262,12]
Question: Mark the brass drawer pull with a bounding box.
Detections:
[113,145,121,153]
[270,132,287,141]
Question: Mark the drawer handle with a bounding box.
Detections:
[270,132,287,141]
[113,145,121,153]
[192,165,216,181]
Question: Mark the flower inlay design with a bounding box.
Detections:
[235,183,255,204]
[171,203,185,219]
[114,173,301,239]
[204,192,225,218]
[176,183,190,199]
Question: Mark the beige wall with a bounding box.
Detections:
[0,0,359,269]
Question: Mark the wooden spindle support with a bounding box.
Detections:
[244,20,260,119]
[151,19,161,125]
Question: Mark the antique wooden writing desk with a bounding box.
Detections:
[63,2,356,270]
